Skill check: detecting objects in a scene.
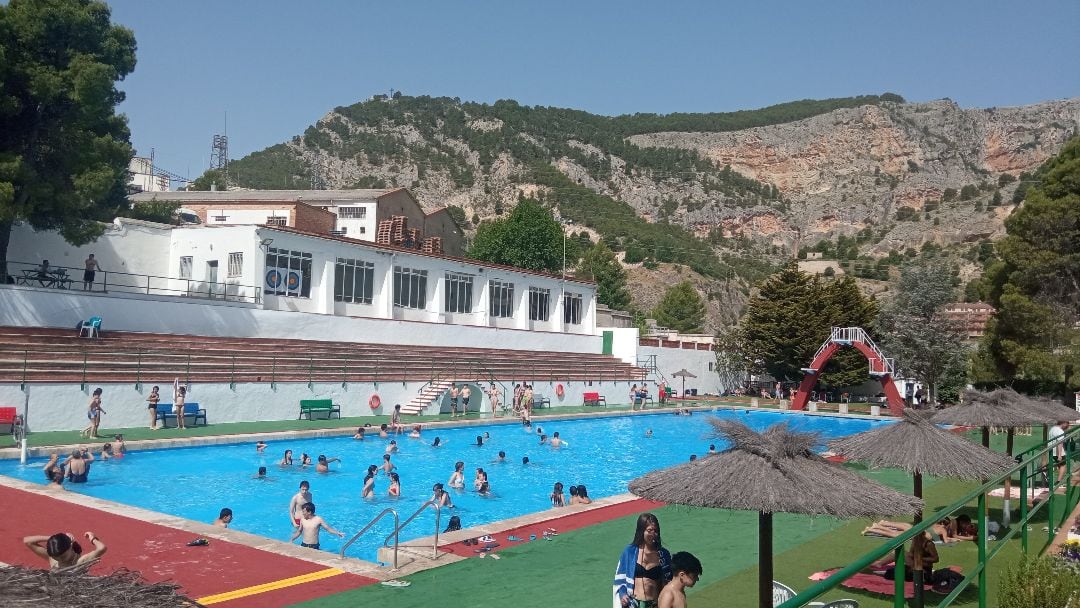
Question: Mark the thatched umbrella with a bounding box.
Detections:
[1022,395,1080,423]
[0,563,199,607]
[670,368,697,398]
[629,419,923,608]
[828,410,1015,521]
[931,388,1050,528]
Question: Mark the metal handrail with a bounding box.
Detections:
[340,507,399,568]
[779,424,1078,608]
[4,260,262,304]
[382,500,442,559]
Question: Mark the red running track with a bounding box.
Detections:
[0,485,376,607]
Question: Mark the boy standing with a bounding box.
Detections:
[658,551,703,608]
[288,481,312,527]
[289,502,344,550]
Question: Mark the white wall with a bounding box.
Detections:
[638,345,722,395]
[8,219,173,284]
[0,287,603,354]
[0,377,647,432]
[609,327,641,364]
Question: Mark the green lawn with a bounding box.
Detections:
[288,441,1073,608]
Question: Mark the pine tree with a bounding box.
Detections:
[820,275,880,387]
[653,281,706,333]
[738,262,829,381]
[577,242,631,311]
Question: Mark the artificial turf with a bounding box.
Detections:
[286,431,1071,608]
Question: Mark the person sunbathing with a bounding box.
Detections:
[863,519,954,542]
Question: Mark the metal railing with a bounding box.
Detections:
[382,500,441,558]
[780,425,1079,608]
[4,260,262,304]
[341,507,399,568]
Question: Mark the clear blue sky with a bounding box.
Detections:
[106,0,1080,181]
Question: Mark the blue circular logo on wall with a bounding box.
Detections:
[286,271,301,291]
[265,269,282,289]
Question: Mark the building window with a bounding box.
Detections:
[393,266,427,309]
[178,256,193,279]
[227,252,243,278]
[564,292,583,325]
[337,206,367,219]
[529,287,550,321]
[489,280,515,318]
[335,258,375,304]
[212,215,228,222]
[444,272,474,313]
[358,226,366,234]
[266,216,287,227]
[264,247,312,297]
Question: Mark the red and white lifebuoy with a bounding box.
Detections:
[369,394,381,410]
[555,383,565,398]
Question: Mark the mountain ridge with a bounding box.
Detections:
[215,93,1080,331]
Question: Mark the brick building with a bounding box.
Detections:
[942,302,996,340]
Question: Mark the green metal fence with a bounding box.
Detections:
[780,424,1078,608]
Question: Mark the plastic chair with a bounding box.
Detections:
[773,581,797,607]
[822,601,859,608]
[78,316,102,339]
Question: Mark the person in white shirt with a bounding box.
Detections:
[1048,421,1070,481]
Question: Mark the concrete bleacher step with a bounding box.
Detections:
[0,327,649,386]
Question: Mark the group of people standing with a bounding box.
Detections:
[613,513,702,608]
[77,384,191,438]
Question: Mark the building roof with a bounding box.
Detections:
[246,224,596,287]
[130,188,406,204]
[944,302,996,312]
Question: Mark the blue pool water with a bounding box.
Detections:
[0,410,891,561]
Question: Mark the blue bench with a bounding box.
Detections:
[155,403,207,427]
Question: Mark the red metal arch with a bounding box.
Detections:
[789,327,905,415]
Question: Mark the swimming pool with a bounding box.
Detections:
[0,409,891,561]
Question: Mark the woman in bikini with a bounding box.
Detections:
[174,386,187,430]
[280,449,294,466]
[388,472,401,497]
[613,513,672,608]
[448,461,465,489]
[147,385,160,430]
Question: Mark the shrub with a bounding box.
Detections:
[998,556,1080,608]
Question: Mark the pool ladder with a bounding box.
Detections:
[340,500,442,569]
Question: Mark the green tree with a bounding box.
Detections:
[977,136,1080,384]
[577,241,631,310]
[125,201,179,224]
[820,275,879,387]
[653,281,706,333]
[714,326,749,392]
[467,198,563,272]
[189,169,226,191]
[738,262,828,381]
[877,261,967,404]
[0,0,137,280]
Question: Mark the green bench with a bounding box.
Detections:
[298,399,341,420]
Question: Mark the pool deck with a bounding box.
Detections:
[0,400,919,606]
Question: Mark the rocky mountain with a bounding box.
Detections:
[219,94,1080,331]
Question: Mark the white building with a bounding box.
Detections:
[128,157,169,193]
[7,219,597,335]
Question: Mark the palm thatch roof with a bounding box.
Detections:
[827,410,1015,479]
[628,419,923,517]
[930,388,1045,428]
[0,563,200,607]
[1022,394,1080,423]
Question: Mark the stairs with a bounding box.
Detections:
[402,380,453,415]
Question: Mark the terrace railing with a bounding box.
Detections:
[780,424,1079,608]
[5,260,262,304]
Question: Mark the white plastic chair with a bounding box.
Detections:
[773,581,797,607]
[822,601,859,608]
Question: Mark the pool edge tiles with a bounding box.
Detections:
[0,473,390,578]
[0,403,893,460]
